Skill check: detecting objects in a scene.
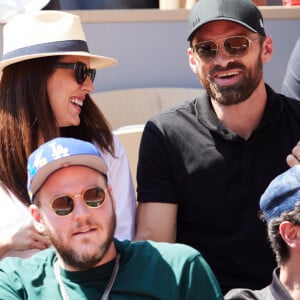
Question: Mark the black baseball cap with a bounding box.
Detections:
[187,0,266,41]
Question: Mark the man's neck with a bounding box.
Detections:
[211,80,267,140]
[280,261,300,300]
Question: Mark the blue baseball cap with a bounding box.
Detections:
[27,137,107,201]
[187,0,266,41]
[260,165,300,223]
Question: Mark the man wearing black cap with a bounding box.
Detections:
[226,165,300,299]
[135,0,300,294]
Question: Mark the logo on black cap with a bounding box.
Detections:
[192,17,201,28]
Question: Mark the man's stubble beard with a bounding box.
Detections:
[45,211,116,270]
[199,56,263,106]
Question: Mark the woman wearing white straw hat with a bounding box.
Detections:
[0,10,136,259]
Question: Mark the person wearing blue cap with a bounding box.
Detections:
[0,137,223,299]
[226,165,300,299]
[135,0,300,294]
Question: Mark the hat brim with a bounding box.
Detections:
[30,154,107,196]
[0,51,117,71]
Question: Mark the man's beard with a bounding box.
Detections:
[46,212,116,270]
[200,58,263,106]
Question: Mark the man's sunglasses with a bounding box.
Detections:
[50,186,107,216]
[192,35,262,62]
[53,62,96,84]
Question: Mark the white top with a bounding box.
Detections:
[102,135,136,240]
[0,187,38,259]
[0,135,136,259]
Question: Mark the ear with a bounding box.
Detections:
[279,221,300,249]
[261,36,273,63]
[187,47,198,74]
[29,204,46,234]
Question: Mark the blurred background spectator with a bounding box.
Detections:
[43,0,60,9]
[60,0,158,9]
[0,0,60,24]
[282,36,300,100]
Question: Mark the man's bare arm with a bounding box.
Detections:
[135,202,178,242]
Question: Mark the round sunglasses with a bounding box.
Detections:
[192,35,262,62]
[53,61,96,84]
[49,186,107,216]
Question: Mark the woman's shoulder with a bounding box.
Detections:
[0,185,30,223]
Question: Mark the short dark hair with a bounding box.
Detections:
[261,203,300,265]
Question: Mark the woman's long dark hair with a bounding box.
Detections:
[0,56,114,205]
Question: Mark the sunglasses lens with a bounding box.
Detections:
[74,62,96,84]
[194,41,218,60]
[52,196,74,216]
[89,69,96,83]
[83,187,105,208]
[74,62,87,84]
[224,36,249,56]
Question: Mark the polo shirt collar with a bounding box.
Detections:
[195,84,283,140]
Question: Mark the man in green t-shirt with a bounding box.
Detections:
[0,137,223,299]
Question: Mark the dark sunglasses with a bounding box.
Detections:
[53,61,96,84]
[192,35,261,62]
[50,186,107,216]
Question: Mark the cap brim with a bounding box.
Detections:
[30,154,107,196]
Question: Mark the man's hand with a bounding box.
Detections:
[0,218,51,258]
[287,141,300,167]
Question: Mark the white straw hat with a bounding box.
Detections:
[0,10,117,71]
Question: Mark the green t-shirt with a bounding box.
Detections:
[0,239,223,299]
